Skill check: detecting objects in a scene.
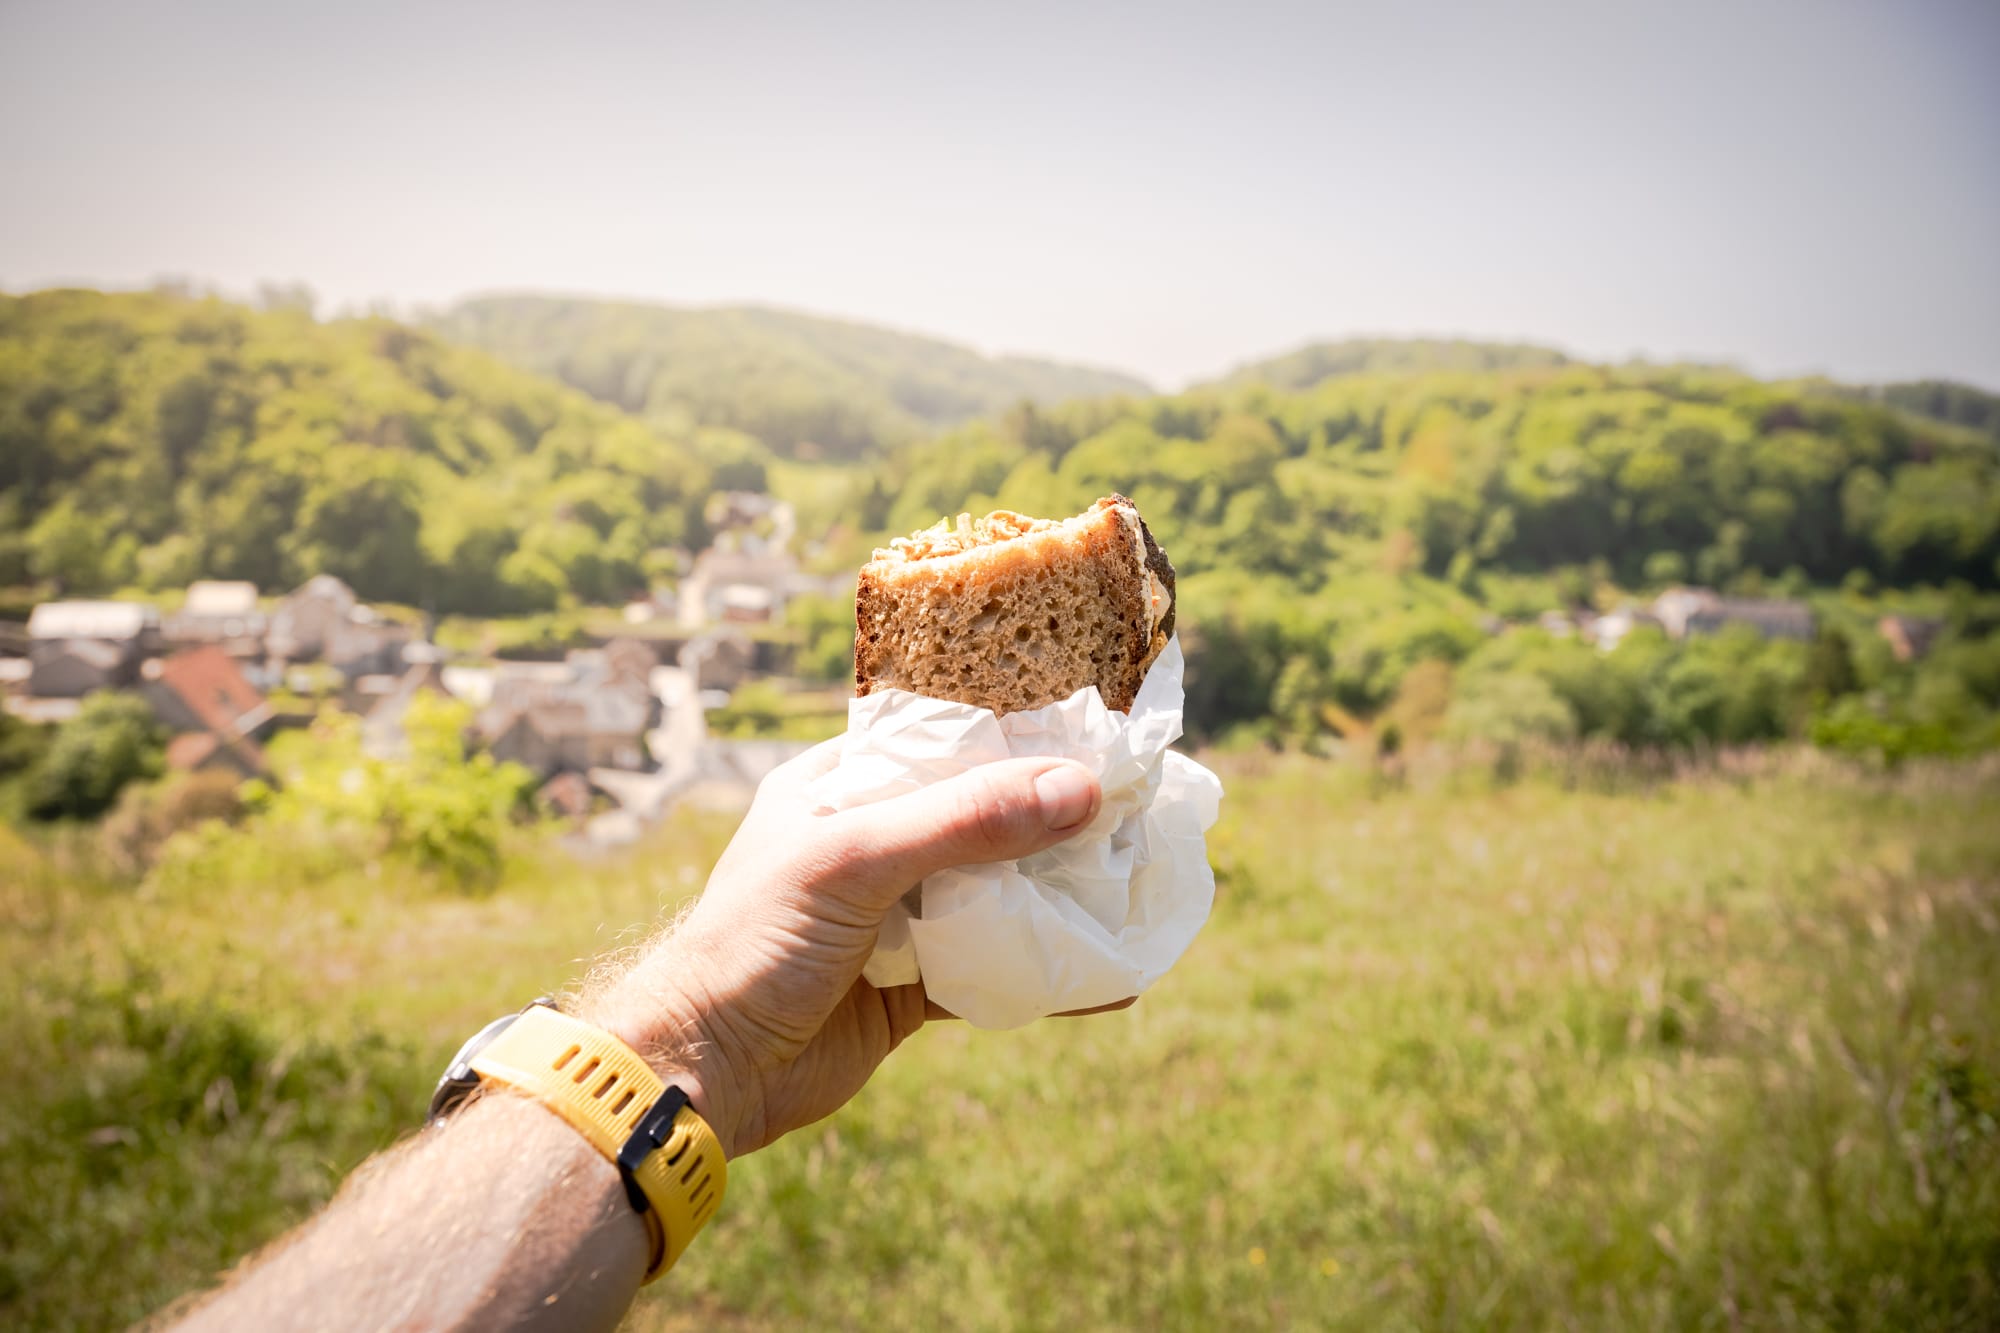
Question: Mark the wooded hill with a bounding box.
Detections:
[429,294,1151,461]
[854,361,2000,749]
[0,288,724,614]
[6,286,1998,754]
[1210,337,1573,391]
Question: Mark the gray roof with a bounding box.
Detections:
[1686,598,1814,637]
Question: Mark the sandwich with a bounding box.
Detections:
[854,494,1176,716]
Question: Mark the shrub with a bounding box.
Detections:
[1444,672,1578,747]
[23,694,165,821]
[99,770,246,878]
[178,696,536,889]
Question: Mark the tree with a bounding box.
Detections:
[1804,629,1860,702]
[25,694,166,821]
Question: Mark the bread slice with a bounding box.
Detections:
[855,495,1177,715]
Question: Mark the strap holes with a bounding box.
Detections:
[612,1090,636,1115]
[572,1056,601,1085]
[681,1154,704,1185]
[553,1044,581,1071]
[595,1072,619,1099]
[666,1139,690,1166]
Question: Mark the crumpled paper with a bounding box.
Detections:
[808,637,1223,1029]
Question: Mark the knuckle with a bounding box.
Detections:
[951,779,1035,856]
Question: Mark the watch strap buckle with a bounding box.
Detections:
[616,1085,692,1213]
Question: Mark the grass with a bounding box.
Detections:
[4,752,1998,1330]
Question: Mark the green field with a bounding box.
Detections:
[4,752,1998,1330]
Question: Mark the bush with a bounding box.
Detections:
[177,696,536,889]
[99,770,246,877]
[24,694,165,822]
[1444,672,1578,747]
[1811,695,2000,765]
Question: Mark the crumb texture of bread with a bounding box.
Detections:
[855,496,1174,715]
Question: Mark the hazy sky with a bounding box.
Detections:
[4,0,1997,389]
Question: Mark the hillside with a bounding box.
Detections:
[429,294,1152,460]
[865,362,2000,746]
[8,290,1998,757]
[0,288,725,612]
[1865,379,2000,443]
[1210,337,1572,391]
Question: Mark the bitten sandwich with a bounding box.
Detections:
[855,495,1177,716]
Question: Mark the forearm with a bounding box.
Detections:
[171,930,734,1333]
[160,747,1099,1329]
[173,1091,651,1333]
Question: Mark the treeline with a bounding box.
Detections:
[429,294,1151,461]
[1867,380,2000,443]
[876,364,2000,593]
[0,289,726,612]
[8,288,1998,757]
[1211,337,1571,391]
[854,366,2000,752]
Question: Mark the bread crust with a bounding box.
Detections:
[854,495,1176,715]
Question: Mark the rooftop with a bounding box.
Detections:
[182,580,260,617]
[28,600,157,641]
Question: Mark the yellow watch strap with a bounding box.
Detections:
[470,1005,726,1281]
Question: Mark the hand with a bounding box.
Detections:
[586,739,1109,1157]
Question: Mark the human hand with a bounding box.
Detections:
[586,740,1111,1158]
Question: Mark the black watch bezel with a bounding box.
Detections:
[425,997,557,1126]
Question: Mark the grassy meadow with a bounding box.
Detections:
[4,750,1999,1330]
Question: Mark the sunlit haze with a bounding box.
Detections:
[3,0,1997,388]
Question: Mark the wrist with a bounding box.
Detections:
[586,936,748,1159]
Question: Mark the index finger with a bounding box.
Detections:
[755,735,845,801]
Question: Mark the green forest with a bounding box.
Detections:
[1209,336,1573,391]
[803,357,2000,755]
[0,288,731,613]
[429,294,1151,460]
[6,286,2000,759]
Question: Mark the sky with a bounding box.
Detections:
[2,0,1997,390]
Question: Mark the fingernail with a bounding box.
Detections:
[1034,765,1095,830]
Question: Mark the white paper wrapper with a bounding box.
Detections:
[809,637,1222,1029]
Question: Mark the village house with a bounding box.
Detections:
[1651,588,1814,642]
[164,580,266,656]
[139,645,273,778]
[267,574,410,678]
[1583,606,1666,652]
[679,628,756,692]
[677,547,796,628]
[536,771,597,823]
[266,574,354,660]
[361,655,453,759]
[1878,614,1945,663]
[474,639,659,777]
[26,600,160,697]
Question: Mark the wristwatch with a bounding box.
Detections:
[428,998,726,1281]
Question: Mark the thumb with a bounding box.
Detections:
[823,757,1101,910]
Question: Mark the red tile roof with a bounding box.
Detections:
[150,645,267,737]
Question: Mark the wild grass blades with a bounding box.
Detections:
[2,751,1996,1330]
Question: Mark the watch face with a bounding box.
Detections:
[451,1012,523,1071]
[426,999,559,1126]
[426,1011,524,1124]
